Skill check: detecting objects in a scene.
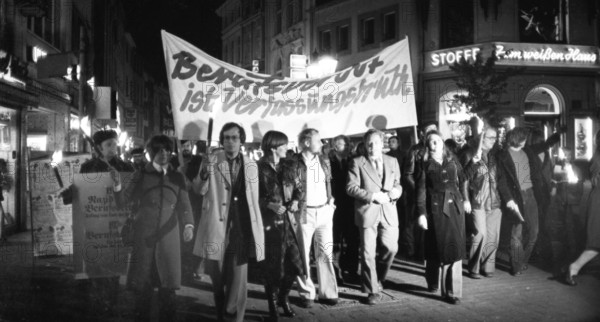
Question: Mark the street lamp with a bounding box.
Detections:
[306,50,338,78]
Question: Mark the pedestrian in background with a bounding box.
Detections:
[330,134,360,285]
[403,122,438,260]
[565,130,600,286]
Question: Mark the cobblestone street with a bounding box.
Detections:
[1,233,599,322]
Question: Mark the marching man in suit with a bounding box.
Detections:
[347,129,402,305]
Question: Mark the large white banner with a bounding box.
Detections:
[161,31,418,142]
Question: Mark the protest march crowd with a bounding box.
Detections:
[65,119,600,322]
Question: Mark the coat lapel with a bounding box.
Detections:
[361,157,382,188]
[215,154,232,188]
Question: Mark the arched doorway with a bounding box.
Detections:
[523,84,564,142]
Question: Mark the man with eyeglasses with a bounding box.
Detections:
[462,127,503,278]
[192,123,265,322]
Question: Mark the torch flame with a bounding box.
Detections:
[51,150,63,167]
[558,147,566,160]
[118,131,128,146]
[192,144,197,155]
[80,116,91,137]
[565,164,578,184]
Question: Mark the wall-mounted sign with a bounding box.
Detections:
[290,54,307,68]
[425,42,600,73]
[574,117,594,160]
[431,47,481,67]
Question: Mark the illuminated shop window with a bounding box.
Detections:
[439,90,473,144]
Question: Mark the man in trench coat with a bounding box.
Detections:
[192,123,265,322]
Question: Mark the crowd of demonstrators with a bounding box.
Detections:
[66,120,600,321]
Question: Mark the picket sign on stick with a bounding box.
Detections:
[161,30,418,143]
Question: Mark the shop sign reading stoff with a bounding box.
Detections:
[427,42,600,72]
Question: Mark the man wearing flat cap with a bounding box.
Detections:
[60,128,134,314]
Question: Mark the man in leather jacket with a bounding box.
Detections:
[462,127,502,278]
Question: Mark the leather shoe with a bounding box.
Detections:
[481,272,494,278]
[427,286,439,293]
[320,298,338,306]
[564,269,577,286]
[468,272,482,279]
[298,298,313,308]
[366,293,382,305]
[511,270,522,276]
[444,296,460,305]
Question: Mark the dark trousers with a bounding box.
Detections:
[401,196,424,260]
[547,200,583,274]
[333,206,360,278]
[134,287,176,322]
[206,253,248,322]
[510,188,539,273]
[133,252,177,322]
[425,259,462,298]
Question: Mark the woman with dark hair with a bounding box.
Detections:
[565,130,600,285]
[112,134,194,321]
[257,130,304,320]
[416,131,470,304]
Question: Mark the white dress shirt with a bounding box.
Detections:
[302,153,328,206]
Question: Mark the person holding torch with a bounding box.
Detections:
[462,127,503,279]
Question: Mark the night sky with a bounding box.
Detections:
[123,0,225,84]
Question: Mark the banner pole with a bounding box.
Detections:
[206,116,214,153]
[413,125,419,145]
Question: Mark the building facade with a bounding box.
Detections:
[220,0,600,160]
[0,0,168,234]
[422,0,600,162]
[0,0,95,233]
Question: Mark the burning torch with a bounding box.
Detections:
[79,116,102,157]
[51,150,64,188]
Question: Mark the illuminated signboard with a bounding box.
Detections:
[431,47,480,67]
[425,42,600,72]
